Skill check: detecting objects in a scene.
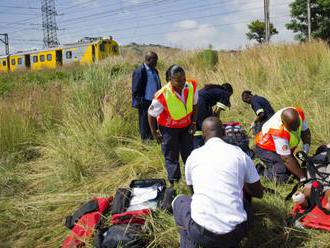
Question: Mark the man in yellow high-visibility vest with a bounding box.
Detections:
[148,65,198,186]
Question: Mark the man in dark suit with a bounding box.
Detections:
[132,51,161,140]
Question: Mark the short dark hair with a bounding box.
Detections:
[145,51,157,61]
[241,90,252,99]
[167,64,185,80]
[222,83,233,94]
[165,64,176,82]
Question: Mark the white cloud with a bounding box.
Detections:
[165,20,220,50]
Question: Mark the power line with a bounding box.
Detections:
[59,0,175,23]
[0,11,39,16]
[118,15,289,41]
[0,22,42,27]
[58,0,269,39]
[57,0,98,11]
[0,5,39,9]
[59,0,240,28]
[60,2,287,39]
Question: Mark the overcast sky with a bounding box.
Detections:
[0,0,296,54]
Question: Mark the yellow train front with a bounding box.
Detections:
[0,37,119,73]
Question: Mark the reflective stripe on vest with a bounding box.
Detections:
[163,82,194,120]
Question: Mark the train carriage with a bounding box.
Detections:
[0,37,119,73]
[0,55,9,72]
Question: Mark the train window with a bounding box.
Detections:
[100,43,105,52]
[33,56,38,63]
[11,58,16,65]
[66,51,72,59]
[112,46,118,53]
[40,55,45,62]
[18,58,23,65]
[47,54,52,61]
[2,60,6,66]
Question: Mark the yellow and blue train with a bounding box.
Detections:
[0,37,119,73]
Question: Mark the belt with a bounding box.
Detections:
[192,219,247,239]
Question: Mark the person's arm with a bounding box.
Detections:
[189,104,198,134]
[273,136,306,179]
[132,68,143,98]
[148,114,162,143]
[213,93,231,117]
[281,154,306,179]
[244,181,263,199]
[301,129,311,154]
[148,99,164,143]
[243,154,264,198]
[189,89,199,134]
[297,109,311,154]
[185,154,194,195]
[254,112,266,123]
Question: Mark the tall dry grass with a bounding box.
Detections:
[0,41,329,247]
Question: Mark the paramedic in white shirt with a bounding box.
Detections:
[172,117,263,248]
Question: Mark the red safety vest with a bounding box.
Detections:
[155,79,197,128]
[255,107,306,152]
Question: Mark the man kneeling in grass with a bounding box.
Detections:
[172,117,263,248]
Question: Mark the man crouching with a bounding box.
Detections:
[172,117,263,248]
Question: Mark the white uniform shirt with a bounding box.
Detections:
[148,82,199,117]
[185,137,260,234]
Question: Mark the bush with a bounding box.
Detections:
[196,48,219,70]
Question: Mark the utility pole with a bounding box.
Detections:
[0,33,9,55]
[307,0,311,42]
[264,0,270,43]
[41,0,59,47]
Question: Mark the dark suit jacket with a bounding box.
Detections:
[131,64,160,109]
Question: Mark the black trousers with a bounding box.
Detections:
[173,195,250,248]
[255,146,291,183]
[138,104,152,140]
[159,126,193,182]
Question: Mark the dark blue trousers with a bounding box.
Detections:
[255,146,290,183]
[138,104,152,140]
[173,195,249,248]
[193,135,204,149]
[159,126,193,182]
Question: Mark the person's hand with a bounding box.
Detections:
[188,122,196,135]
[213,106,222,117]
[303,144,310,155]
[152,129,162,144]
[247,121,255,135]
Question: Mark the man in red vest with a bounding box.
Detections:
[148,65,198,186]
[255,107,311,183]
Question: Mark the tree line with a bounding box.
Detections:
[246,0,330,44]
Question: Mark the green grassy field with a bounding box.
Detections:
[0,42,329,247]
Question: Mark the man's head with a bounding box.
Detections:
[281,108,300,131]
[241,90,253,104]
[222,83,233,96]
[202,117,225,142]
[144,51,158,68]
[169,65,186,91]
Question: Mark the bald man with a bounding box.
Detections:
[255,107,311,183]
[131,51,161,140]
[173,117,263,248]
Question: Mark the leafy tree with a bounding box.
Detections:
[246,20,279,43]
[286,0,330,42]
